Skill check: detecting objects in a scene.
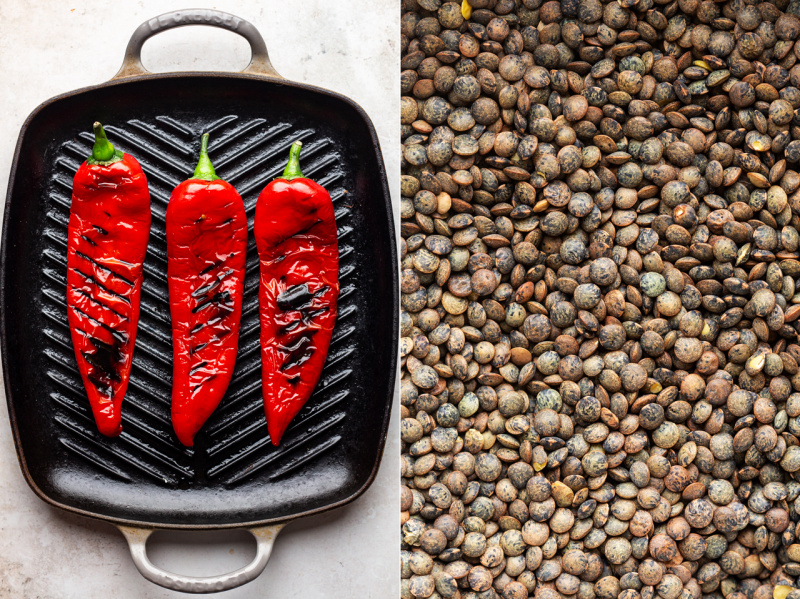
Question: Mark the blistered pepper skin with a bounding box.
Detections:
[66,139,151,437]
[167,139,247,447]
[254,143,339,446]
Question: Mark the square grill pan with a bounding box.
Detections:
[1,11,397,534]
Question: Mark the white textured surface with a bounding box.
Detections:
[0,2,399,597]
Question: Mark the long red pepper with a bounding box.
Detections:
[66,122,151,436]
[254,141,339,445]
[167,133,248,447]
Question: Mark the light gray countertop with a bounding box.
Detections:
[0,2,398,597]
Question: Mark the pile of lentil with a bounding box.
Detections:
[400,0,800,598]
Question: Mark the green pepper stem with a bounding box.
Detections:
[281,141,305,180]
[87,122,124,165]
[193,133,220,181]
[92,122,116,162]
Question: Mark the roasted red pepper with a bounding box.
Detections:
[254,141,339,445]
[167,134,248,447]
[66,122,151,436]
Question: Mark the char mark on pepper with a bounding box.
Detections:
[302,305,330,321]
[192,290,232,313]
[278,320,302,335]
[191,268,235,298]
[70,305,128,344]
[82,338,123,383]
[280,348,314,372]
[191,374,217,395]
[279,333,316,371]
[189,360,209,375]
[87,373,113,398]
[273,219,324,246]
[278,330,317,353]
[75,251,135,286]
[69,286,129,320]
[189,315,223,337]
[71,268,132,305]
[293,218,323,238]
[277,284,330,312]
[277,283,314,311]
[200,259,224,275]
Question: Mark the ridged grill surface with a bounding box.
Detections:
[40,116,354,487]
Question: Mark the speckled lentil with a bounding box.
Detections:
[401,1,800,598]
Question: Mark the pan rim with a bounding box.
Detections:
[0,70,399,529]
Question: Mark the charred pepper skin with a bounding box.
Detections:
[66,122,151,437]
[254,141,339,446]
[167,134,248,447]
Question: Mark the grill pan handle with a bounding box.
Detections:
[113,9,283,80]
[118,523,285,593]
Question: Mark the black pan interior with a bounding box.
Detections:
[1,74,397,527]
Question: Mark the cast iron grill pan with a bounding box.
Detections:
[2,17,396,531]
